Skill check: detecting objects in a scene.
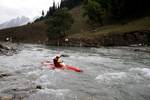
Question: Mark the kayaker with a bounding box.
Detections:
[53,55,66,69]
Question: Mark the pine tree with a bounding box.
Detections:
[46,9,74,39]
[42,10,44,16]
[83,0,105,26]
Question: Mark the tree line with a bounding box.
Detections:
[83,0,150,26]
[35,0,150,40]
[35,0,83,22]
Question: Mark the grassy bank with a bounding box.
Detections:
[69,16,150,38]
[62,16,150,46]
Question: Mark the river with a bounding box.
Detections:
[0,44,150,100]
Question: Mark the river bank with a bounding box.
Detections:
[0,16,150,47]
[0,30,149,48]
[47,30,150,47]
[0,42,19,56]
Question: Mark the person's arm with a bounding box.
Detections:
[57,58,63,63]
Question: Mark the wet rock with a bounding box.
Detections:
[134,48,150,53]
[0,42,19,56]
[134,49,140,51]
[2,87,37,100]
[0,44,4,49]
[0,73,11,78]
[36,85,42,89]
[1,95,13,100]
[47,31,150,47]
[0,43,11,50]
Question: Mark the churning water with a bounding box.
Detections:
[0,44,150,100]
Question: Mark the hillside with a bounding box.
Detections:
[0,21,48,43]
[69,5,91,34]
[66,16,150,46]
[0,5,150,46]
[0,5,89,43]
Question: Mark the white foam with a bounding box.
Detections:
[26,88,71,100]
[38,88,70,96]
[27,70,42,80]
[35,75,52,87]
[27,70,41,75]
[37,75,49,83]
[96,72,127,81]
[129,68,150,79]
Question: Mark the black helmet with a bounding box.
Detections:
[56,55,60,58]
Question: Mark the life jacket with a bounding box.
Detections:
[53,58,62,68]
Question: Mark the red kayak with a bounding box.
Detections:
[41,61,83,72]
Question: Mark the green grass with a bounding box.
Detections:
[68,16,150,39]
[69,5,91,34]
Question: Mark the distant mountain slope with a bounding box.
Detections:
[0,16,30,29]
[0,21,48,43]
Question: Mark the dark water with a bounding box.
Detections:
[0,44,150,100]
